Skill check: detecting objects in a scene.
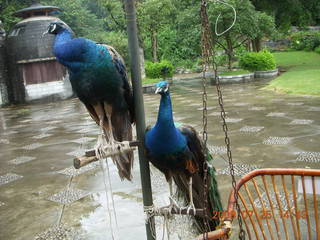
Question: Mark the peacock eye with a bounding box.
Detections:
[50,24,57,32]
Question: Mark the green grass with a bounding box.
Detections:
[142,77,161,85]
[219,69,250,76]
[264,51,320,95]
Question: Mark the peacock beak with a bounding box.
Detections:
[155,87,162,94]
[42,29,49,37]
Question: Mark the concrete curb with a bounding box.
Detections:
[254,69,279,78]
[142,69,278,91]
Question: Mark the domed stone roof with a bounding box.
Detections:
[13,2,60,19]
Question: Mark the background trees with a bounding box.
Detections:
[1,0,319,72]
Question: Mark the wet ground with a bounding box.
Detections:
[0,78,320,239]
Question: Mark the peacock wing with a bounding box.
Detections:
[177,125,222,231]
[99,44,135,124]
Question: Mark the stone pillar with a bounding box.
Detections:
[0,21,9,106]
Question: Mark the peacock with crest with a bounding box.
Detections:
[145,81,222,231]
[46,22,135,181]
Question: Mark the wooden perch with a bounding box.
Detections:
[74,141,140,169]
[153,205,207,217]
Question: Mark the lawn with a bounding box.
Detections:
[219,69,250,76]
[142,77,161,85]
[264,51,320,95]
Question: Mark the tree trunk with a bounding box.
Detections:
[151,31,158,62]
[225,33,234,70]
[252,38,262,52]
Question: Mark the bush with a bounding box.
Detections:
[145,60,174,79]
[239,50,276,71]
[315,46,320,54]
[290,31,320,51]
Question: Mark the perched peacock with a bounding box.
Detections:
[46,22,135,181]
[144,81,222,232]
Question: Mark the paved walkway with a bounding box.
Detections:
[0,78,319,239]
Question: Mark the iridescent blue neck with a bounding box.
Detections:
[155,93,175,129]
[53,29,82,70]
[53,29,72,50]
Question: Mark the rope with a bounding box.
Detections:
[95,129,120,240]
[98,157,119,240]
[144,205,158,239]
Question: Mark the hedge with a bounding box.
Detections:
[145,60,174,79]
[239,50,276,72]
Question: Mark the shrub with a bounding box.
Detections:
[145,60,174,79]
[290,31,320,51]
[239,50,276,71]
[315,46,320,54]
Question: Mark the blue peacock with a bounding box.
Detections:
[46,22,134,181]
[145,81,222,231]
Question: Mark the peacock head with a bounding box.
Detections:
[43,22,66,35]
[155,81,169,95]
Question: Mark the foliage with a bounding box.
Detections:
[42,0,104,39]
[239,50,276,71]
[92,31,129,63]
[95,0,126,32]
[290,31,320,51]
[315,47,320,54]
[145,60,174,79]
[0,0,32,31]
[138,0,201,65]
[251,0,320,31]
[208,0,276,69]
[265,51,320,95]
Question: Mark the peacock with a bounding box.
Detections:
[46,22,135,181]
[144,81,223,232]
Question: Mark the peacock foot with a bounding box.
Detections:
[168,196,181,213]
[95,136,131,160]
[186,202,196,216]
[94,134,108,159]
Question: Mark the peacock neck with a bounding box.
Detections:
[53,29,83,70]
[54,29,72,49]
[155,93,175,130]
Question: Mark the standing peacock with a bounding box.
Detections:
[144,81,222,232]
[46,22,135,181]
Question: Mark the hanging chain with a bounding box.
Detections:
[200,1,212,239]
[200,0,246,239]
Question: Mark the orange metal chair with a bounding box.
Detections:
[197,168,320,240]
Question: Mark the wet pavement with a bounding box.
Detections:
[0,78,320,239]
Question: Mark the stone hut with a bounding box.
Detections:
[5,1,73,103]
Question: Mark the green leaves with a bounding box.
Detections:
[42,0,104,39]
[145,60,174,79]
[239,50,276,71]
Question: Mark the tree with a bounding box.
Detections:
[250,0,320,31]
[42,0,104,39]
[208,0,276,69]
[0,0,32,31]
[137,0,176,62]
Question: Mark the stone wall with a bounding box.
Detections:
[24,73,73,101]
[0,23,9,106]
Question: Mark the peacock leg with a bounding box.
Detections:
[103,103,115,143]
[168,178,180,212]
[92,103,108,159]
[103,103,131,160]
[186,177,196,215]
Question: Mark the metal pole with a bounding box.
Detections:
[124,1,156,240]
